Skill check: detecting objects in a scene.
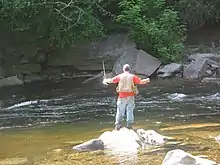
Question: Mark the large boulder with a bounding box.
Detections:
[48,34,136,71]
[73,128,171,154]
[134,50,161,76]
[113,49,161,76]
[113,48,139,75]
[162,149,217,165]
[0,76,23,88]
[183,57,220,80]
[157,63,183,78]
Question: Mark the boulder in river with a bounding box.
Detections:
[0,75,23,88]
[162,149,218,165]
[73,127,171,154]
[157,63,183,78]
[113,49,161,76]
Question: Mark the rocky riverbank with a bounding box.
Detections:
[1,33,220,88]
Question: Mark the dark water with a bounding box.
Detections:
[0,79,219,165]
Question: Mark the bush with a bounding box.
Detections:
[117,0,187,63]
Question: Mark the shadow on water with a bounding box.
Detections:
[0,79,219,164]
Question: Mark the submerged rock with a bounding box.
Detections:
[0,157,31,165]
[162,149,217,165]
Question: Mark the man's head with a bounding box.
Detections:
[123,64,130,72]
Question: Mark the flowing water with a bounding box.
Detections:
[0,79,219,165]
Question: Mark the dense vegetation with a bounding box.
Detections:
[0,0,220,62]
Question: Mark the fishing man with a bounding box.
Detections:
[103,64,150,130]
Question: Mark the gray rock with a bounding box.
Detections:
[162,149,217,165]
[48,34,135,71]
[73,139,104,152]
[113,48,139,75]
[113,48,161,77]
[73,128,171,154]
[12,64,41,74]
[157,72,173,78]
[134,50,161,76]
[157,63,182,78]
[158,63,182,74]
[189,53,217,61]
[183,58,209,80]
[0,157,31,165]
[202,78,220,84]
[0,76,23,88]
[205,69,213,76]
[206,59,220,69]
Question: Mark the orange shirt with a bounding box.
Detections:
[112,74,141,98]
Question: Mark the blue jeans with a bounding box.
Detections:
[115,96,135,127]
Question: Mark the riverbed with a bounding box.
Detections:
[0,79,219,164]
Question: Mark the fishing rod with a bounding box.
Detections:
[102,61,108,85]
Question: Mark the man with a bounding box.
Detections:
[103,64,150,130]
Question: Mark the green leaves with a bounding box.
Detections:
[0,0,104,48]
[117,0,186,63]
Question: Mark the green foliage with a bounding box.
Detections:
[172,0,220,29]
[117,0,186,63]
[0,0,220,63]
[0,0,104,48]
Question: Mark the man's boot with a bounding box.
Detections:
[115,124,122,131]
[126,123,132,129]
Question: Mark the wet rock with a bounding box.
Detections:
[183,58,209,79]
[0,157,31,165]
[22,74,45,83]
[113,48,139,75]
[162,149,217,165]
[48,34,135,71]
[201,77,220,84]
[157,63,182,78]
[134,50,161,76]
[73,139,104,152]
[189,53,217,61]
[113,49,161,76]
[0,75,23,88]
[73,128,170,154]
[12,64,41,74]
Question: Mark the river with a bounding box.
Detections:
[0,79,219,165]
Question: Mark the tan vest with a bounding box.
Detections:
[116,72,139,95]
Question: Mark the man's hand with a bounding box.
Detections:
[140,77,150,84]
[145,77,150,83]
[102,78,108,85]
